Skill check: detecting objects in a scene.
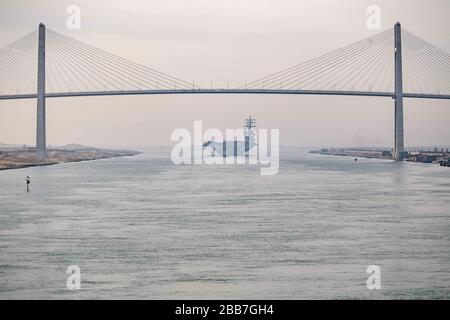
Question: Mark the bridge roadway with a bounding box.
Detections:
[1,89,450,100]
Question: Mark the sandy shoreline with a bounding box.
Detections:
[0,145,141,171]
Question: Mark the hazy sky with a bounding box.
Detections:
[0,0,449,148]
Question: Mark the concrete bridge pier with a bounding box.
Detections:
[36,23,46,157]
[393,22,405,160]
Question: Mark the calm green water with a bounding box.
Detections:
[0,146,449,299]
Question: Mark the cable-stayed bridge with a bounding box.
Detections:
[0,23,449,159]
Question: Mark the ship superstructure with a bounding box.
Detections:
[203,116,257,157]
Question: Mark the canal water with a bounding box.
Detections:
[0,146,449,299]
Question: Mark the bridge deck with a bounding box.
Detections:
[0,89,449,100]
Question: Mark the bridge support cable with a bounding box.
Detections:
[239,29,395,93]
[45,29,197,93]
[402,29,450,95]
[241,27,450,97]
[0,31,37,95]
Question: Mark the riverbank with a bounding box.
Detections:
[309,147,449,165]
[0,144,141,170]
[309,147,392,159]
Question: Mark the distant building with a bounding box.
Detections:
[407,152,445,163]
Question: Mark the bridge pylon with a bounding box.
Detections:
[36,23,46,157]
[393,22,405,160]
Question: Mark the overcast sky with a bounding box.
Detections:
[0,0,449,148]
